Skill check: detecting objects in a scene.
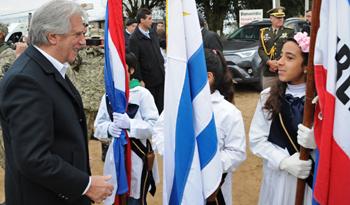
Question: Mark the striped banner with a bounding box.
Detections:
[163,0,223,204]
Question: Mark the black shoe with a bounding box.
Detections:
[90,132,99,141]
[101,143,109,162]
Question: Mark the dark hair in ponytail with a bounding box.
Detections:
[204,48,235,103]
[263,38,309,120]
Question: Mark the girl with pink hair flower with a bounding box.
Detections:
[249,32,316,205]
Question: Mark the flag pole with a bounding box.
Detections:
[295,0,322,204]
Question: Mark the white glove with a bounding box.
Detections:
[279,152,312,179]
[297,124,317,149]
[113,112,130,129]
[108,121,122,138]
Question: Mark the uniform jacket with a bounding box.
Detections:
[258,26,295,77]
[0,45,91,205]
[128,27,165,87]
[152,90,247,205]
[249,84,313,205]
[68,46,105,111]
[0,40,16,79]
[94,85,160,199]
[201,27,223,52]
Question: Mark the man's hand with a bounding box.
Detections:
[15,42,28,58]
[268,60,278,72]
[140,81,145,87]
[85,175,114,204]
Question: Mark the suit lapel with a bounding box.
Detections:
[26,45,79,103]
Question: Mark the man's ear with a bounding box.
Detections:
[47,33,58,45]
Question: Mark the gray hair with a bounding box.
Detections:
[198,12,205,28]
[29,0,88,46]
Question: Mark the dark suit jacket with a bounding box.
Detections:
[128,27,164,87]
[301,25,311,36]
[0,45,91,205]
[124,30,131,50]
[201,27,223,52]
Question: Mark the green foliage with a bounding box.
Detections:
[196,0,312,38]
[123,0,165,19]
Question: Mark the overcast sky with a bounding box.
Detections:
[0,0,107,23]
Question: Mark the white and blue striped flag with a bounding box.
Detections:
[163,0,223,204]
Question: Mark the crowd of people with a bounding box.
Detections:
[0,1,314,205]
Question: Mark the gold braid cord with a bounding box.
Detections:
[261,30,276,60]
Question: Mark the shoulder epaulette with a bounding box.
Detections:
[260,27,269,31]
[284,26,294,29]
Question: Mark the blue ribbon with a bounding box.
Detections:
[284,94,305,132]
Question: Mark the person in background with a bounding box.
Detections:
[250,32,315,205]
[68,28,106,142]
[152,49,247,205]
[0,21,28,205]
[258,7,295,90]
[128,8,165,114]
[95,51,160,205]
[198,12,223,52]
[157,22,164,31]
[156,29,167,73]
[0,1,114,204]
[301,9,312,36]
[124,19,137,50]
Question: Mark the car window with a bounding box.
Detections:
[284,20,307,33]
[228,25,269,40]
[7,32,23,43]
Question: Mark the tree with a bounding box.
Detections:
[123,0,165,19]
[197,0,234,38]
[198,0,312,38]
[240,0,312,19]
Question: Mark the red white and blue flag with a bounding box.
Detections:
[313,0,350,204]
[103,0,131,204]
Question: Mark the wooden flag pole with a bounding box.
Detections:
[295,0,322,204]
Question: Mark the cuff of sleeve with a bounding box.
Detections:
[266,147,288,171]
[82,177,91,195]
[128,119,135,137]
[107,124,112,139]
[266,60,270,65]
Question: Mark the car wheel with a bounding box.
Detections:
[254,68,263,91]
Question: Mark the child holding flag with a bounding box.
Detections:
[94,51,160,205]
[152,49,247,205]
[249,32,316,205]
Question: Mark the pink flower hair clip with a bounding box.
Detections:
[294,32,310,53]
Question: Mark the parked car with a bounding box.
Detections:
[222,18,307,90]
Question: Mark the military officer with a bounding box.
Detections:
[258,7,295,89]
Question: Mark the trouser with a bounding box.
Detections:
[146,83,164,114]
[101,141,110,162]
[0,126,4,170]
[263,75,278,90]
[84,109,97,142]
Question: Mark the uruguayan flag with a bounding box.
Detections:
[103,0,130,204]
[163,0,223,204]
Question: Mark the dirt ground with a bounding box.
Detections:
[0,84,263,205]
